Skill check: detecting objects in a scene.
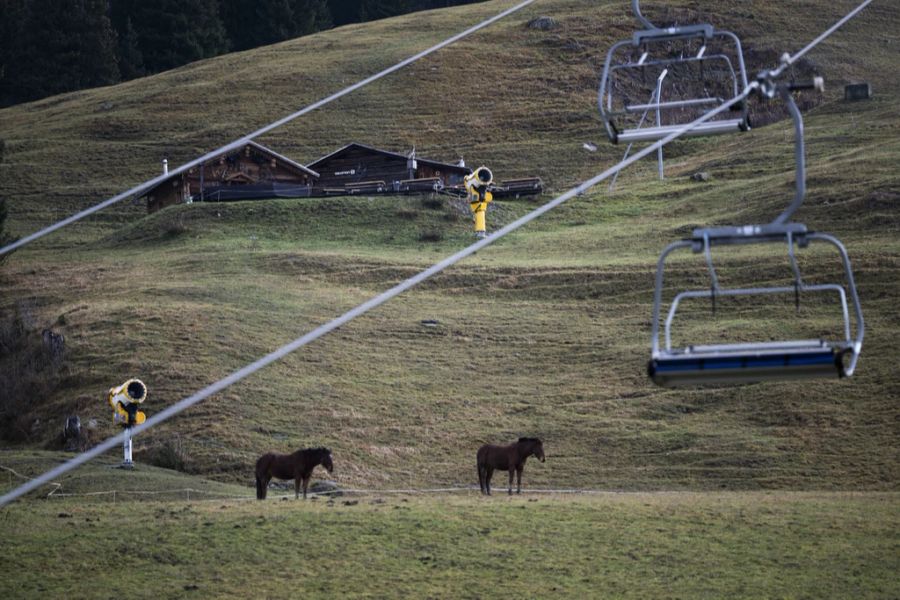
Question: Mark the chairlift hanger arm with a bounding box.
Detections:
[767,82,821,224]
[629,0,711,38]
[632,0,656,29]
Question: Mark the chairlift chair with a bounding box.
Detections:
[647,223,864,387]
[598,0,750,144]
[646,82,864,387]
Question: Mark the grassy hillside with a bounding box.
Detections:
[0,0,898,499]
[0,450,247,501]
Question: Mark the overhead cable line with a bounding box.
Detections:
[0,0,875,507]
[769,0,873,77]
[0,0,537,257]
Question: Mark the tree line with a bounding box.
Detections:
[0,0,481,107]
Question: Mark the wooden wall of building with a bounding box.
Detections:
[311,146,469,191]
[186,145,312,200]
[147,144,314,212]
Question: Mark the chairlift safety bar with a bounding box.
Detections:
[626,97,724,112]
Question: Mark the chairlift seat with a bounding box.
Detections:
[648,340,850,387]
[615,118,748,143]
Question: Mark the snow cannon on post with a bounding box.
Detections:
[464,166,493,238]
[107,379,147,468]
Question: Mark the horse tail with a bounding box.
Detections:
[476,447,487,492]
[255,454,272,500]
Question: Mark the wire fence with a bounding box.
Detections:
[32,485,651,504]
[2,464,679,504]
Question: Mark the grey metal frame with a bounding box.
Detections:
[650,232,864,376]
[598,1,750,144]
[648,89,865,384]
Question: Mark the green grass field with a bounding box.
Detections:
[1,0,898,596]
[2,487,897,599]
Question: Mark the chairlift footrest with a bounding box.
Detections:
[616,119,747,143]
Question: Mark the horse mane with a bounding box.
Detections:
[518,437,541,444]
[295,446,331,456]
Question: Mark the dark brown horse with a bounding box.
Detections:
[477,437,545,495]
[255,447,333,500]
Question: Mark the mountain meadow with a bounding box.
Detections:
[1,0,898,597]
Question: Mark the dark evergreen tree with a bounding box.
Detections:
[292,0,332,33]
[358,0,412,22]
[0,0,28,106]
[0,198,16,264]
[327,0,363,26]
[1,0,488,107]
[325,0,482,28]
[117,17,146,80]
[221,0,331,52]
[119,0,229,73]
[78,0,121,86]
[2,0,119,104]
[222,0,295,51]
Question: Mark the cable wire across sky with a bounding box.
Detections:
[0,0,875,507]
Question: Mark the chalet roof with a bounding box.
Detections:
[139,141,319,198]
[242,141,320,178]
[306,142,471,174]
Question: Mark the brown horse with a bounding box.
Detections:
[255,447,333,500]
[477,437,545,495]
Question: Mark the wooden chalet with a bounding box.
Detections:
[306,142,471,195]
[141,141,542,213]
[142,141,319,213]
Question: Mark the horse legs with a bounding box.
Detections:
[508,469,515,495]
[294,477,301,500]
[301,476,309,499]
[256,475,270,500]
[485,467,493,495]
[516,466,523,494]
[477,463,484,494]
